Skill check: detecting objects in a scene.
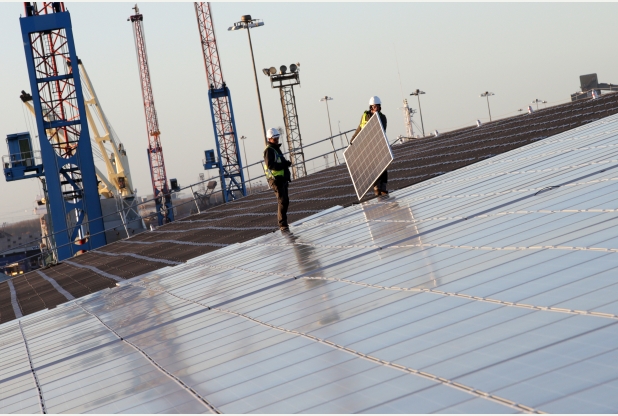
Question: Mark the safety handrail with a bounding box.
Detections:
[0,130,357,266]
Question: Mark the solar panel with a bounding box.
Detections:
[343,113,394,200]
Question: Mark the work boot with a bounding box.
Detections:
[280,225,290,232]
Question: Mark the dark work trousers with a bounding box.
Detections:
[269,178,289,227]
[374,169,388,188]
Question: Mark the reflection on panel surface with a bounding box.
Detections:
[2,115,618,413]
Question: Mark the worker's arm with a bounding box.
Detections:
[350,125,362,143]
[350,112,367,143]
[264,147,288,170]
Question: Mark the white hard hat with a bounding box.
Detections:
[369,96,382,106]
[267,128,280,139]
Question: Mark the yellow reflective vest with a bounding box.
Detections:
[359,111,371,129]
[263,145,285,179]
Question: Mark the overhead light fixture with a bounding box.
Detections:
[279,65,287,74]
[269,67,276,75]
[289,63,297,73]
[262,68,270,76]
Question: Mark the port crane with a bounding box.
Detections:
[14,1,106,260]
[20,60,135,199]
[195,2,246,203]
[129,4,174,225]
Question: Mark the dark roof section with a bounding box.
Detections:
[2,92,618,324]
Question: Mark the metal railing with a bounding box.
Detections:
[243,129,354,182]
[0,130,358,271]
[1,150,43,169]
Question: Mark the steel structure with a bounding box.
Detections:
[267,66,307,179]
[195,2,246,203]
[401,98,415,139]
[19,1,106,261]
[21,60,135,199]
[129,5,173,225]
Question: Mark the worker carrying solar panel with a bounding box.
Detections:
[351,96,389,196]
[263,128,293,232]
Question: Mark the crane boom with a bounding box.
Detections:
[129,5,173,225]
[79,61,134,198]
[195,2,246,202]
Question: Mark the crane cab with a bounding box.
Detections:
[2,132,43,181]
[203,149,219,170]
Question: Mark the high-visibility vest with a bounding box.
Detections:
[359,111,371,130]
[264,146,285,179]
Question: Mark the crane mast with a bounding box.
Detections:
[129,5,173,225]
[195,2,246,202]
[21,60,135,199]
[19,1,106,260]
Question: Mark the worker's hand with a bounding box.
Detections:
[286,160,292,167]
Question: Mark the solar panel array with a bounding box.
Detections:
[2,114,618,413]
[344,113,394,199]
[3,93,618,326]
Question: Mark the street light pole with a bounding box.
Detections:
[410,89,426,137]
[532,98,547,110]
[320,96,339,165]
[240,135,252,193]
[229,15,267,146]
[480,91,495,121]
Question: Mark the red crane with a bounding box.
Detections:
[194,2,246,202]
[129,4,173,225]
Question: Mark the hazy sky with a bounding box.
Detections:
[1,2,617,224]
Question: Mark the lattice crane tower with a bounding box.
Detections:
[195,2,246,203]
[129,5,174,225]
[19,1,106,260]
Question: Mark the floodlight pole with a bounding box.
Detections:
[246,29,267,146]
[410,89,426,137]
[480,91,495,121]
[229,16,267,146]
[320,96,338,165]
[264,65,307,179]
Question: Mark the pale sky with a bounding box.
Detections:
[0,2,617,224]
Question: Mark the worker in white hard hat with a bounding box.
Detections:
[263,128,293,231]
[350,96,389,196]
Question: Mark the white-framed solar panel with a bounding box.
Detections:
[343,113,394,200]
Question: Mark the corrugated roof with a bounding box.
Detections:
[2,111,618,412]
[1,93,618,324]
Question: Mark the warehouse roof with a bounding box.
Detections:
[2,110,618,412]
[1,93,618,324]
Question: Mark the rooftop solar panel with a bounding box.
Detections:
[2,110,618,413]
[344,113,394,199]
[4,93,618,325]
